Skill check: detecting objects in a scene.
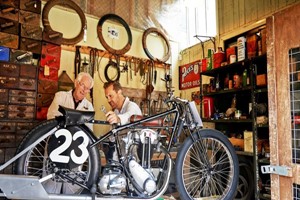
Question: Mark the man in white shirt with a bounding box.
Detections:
[103,81,142,161]
[47,72,94,129]
[103,81,142,125]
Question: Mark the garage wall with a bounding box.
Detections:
[217,0,300,37]
[45,4,179,135]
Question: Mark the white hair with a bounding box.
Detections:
[76,72,94,88]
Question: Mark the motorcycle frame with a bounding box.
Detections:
[0,99,200,199]
[0,98,196,172]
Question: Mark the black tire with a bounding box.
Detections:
[142,27,171,63]
[175,129,239,200]
[234,157,254,200]
[104,60,120,82]
[14,119,100,195]
[97,14,132,55]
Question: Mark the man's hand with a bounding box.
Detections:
[105,111,120,124]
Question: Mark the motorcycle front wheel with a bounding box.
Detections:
[14,119,100,195]
[175,128,239,200]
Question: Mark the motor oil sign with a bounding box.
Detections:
[179,60,201,90]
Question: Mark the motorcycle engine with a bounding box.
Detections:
[98,165,126,194]
[123,129,158,195]
[99,129,159,195]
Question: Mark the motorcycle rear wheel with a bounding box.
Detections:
[175,129,239,200]
[14,119,100,195]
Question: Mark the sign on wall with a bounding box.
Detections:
[179,60,201,90]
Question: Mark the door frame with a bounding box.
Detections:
[267,3,300,199]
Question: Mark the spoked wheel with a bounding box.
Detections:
[14,119,100,195]
[175,129,239,200]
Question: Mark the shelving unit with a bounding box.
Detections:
[200,27,270,200]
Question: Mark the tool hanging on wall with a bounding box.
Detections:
[81,57,89,73]
[89,48,98,77]
[145,60,154,115]
[89,48,98,104]
[74,45,81,78]
[154,63,157,84]
[127,57,132,81]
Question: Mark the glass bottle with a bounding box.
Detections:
[231,94,237,108]
[216,74,220,91]
[224,73,229,90]
[242,69,248,87]
[233,73,240,88]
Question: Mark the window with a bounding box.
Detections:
[154,0,216,49]
[184,0,216,47]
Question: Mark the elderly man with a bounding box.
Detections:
[47,72,94,129]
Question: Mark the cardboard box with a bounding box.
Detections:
[256,74,267,86]
[247,34,258,59]
[244,131,253,152]
[244,131,267,153]
[229,137,244,150]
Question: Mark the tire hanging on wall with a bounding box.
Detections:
[104,56,121,82]
[97,13,132,55]
[42,0,87,45]
[104,59,120,82]
[142,27,171,63]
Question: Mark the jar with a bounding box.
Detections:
[230,55,236,63]
[229,80,233,89]
[235,110,241,119]
[233,73,240,88]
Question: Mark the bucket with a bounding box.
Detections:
[201,58,207,72]
[213,50,225,68]
[203,97,214,119]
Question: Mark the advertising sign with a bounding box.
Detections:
[179,60,201,90]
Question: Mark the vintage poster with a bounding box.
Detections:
[179,60,201,90]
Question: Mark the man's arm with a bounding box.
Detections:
[118,102,142,125]
[47,92,62,119]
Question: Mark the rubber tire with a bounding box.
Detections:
[42,0,86,45]
[97,14,132,55]
[175,129,239,200]
[14,119,100,194]
[234,157,254,200]
[104,61,120,82]
[142,27,171,63]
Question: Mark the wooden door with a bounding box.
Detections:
[267,3,300,199]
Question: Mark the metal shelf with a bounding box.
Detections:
[202,86,252,96]
[200,50,269,200]
[202,118,253,123]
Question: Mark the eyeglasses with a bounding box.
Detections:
[78,81,91,92]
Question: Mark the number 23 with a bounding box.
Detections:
[49,129,89,165]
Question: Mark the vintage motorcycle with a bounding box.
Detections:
[0,96,239,200]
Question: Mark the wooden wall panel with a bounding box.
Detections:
[218,0,300,36]
[238,0,245,27]
[244,0,258,24]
